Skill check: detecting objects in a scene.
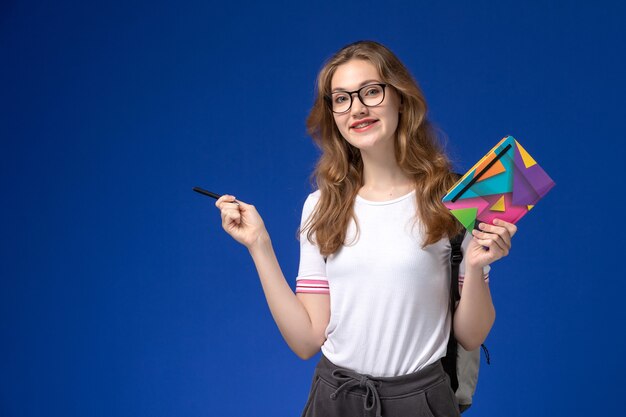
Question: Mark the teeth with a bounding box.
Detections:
[354,121,372,128]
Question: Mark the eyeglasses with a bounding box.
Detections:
[325,83,387,114]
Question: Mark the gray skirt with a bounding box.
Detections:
[301,355,460,417]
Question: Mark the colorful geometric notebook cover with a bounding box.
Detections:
[442,135,555,232]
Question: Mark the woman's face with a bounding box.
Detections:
[330,59,401,154]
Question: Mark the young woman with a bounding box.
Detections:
[215,41,516,417]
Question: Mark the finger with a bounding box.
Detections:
[217,203,240,221]
[472,229,509,254]
[478,222,510,241]
[235,199,250,208]
[478,222,511,248]
[221,207,241,225]
[216,194,238,209]
[220,205,236,219]
[219,202,241,213]
[472,235,505,257]
[493,219,518,238]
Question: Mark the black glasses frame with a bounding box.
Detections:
[325,83,387,114]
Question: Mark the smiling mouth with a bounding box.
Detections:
[351,120,378,129]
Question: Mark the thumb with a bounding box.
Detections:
[236,200,257,213]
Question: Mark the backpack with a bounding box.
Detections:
[441,230,491,413]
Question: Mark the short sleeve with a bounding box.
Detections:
[295,191,330,294]
[458,231,491,287]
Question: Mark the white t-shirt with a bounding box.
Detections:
[295,190,489,377]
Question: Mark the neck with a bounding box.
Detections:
[359,144,414,200]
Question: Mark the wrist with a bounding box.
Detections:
[247,231,272,256]
[464,262,485,279]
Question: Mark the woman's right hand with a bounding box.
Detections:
[215,194,268,249]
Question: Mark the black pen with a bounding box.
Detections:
[193,187,239,205]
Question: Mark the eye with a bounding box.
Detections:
[333,94,349,104]
[363,85,382,96]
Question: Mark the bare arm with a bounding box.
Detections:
[454,219,517,350]
[216,195,330,359]
[453,264,495,351]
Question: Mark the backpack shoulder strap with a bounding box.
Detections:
[450,231,464,304]
[442,171,466,392]
[449,171,465,307]
[443,229,466,392]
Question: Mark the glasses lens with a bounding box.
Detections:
[359,84,385,107]
[329,84,385,113]
[331,92,351,113]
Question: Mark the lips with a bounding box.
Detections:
[350,119,378,130]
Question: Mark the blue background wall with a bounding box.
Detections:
[2,1,625,416]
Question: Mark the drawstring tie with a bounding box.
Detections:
[329,368,383,417]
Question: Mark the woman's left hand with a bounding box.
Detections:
[465,219,518,269]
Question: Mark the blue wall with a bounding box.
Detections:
[2,1,624,416]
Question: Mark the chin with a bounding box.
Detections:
[346,139,377,151]
[349,136,391,152]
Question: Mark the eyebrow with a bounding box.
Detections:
[331,79,382,93]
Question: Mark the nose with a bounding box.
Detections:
[350,92,368,116]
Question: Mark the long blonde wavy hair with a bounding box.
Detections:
[303,41,461,256]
